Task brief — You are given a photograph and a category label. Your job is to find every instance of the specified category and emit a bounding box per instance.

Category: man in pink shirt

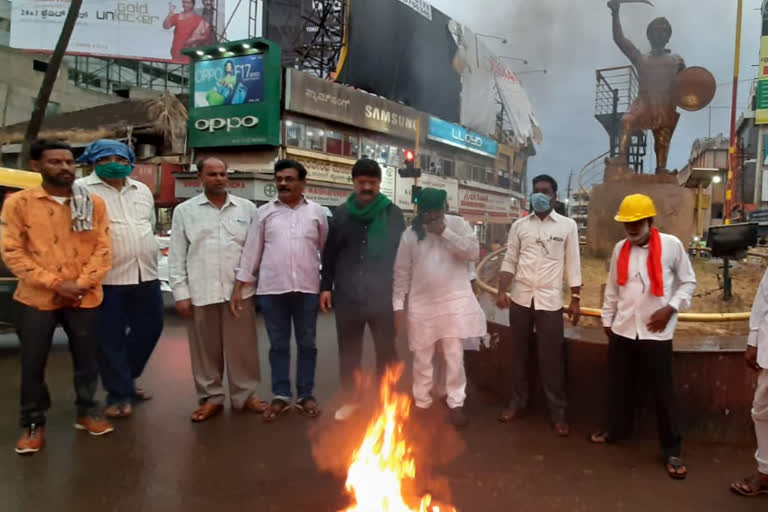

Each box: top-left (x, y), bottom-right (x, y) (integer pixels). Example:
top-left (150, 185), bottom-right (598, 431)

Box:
top-left (231, 160), bottom-right (328, 422)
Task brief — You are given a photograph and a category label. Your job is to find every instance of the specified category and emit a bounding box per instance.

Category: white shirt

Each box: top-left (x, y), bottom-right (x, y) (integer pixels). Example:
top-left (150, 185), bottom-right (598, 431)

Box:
top-left (500, 211), bottom-right (582, 311)
top-left (748, 267), bottom-right (768, 369)
top-left (77, 174), bottom-right (158, 285)
top-left (169, 193), bottom-right (256, 307)
top-left (393, 215), bottom-right (487, 349)
top-left (601, 232), bottom-right (697, 341)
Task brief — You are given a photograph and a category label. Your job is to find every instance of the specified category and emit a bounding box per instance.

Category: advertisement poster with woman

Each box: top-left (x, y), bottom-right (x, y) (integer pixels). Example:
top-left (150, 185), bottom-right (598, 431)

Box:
top-left (10, 0), bottom-right (225, 64)
top-left (194, 55), bottom-right (265, 108)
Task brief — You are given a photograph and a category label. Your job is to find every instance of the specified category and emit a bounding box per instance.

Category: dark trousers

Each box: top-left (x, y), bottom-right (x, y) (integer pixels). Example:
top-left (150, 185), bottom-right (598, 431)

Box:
top-left (335, 302), bottom-right (398, 391)
top-left (606, 334), bottom-right (682, 457)
top-left (258, 293), bottom-right (319, 400)
top-left (16, 302), bottom-right (100, 427)
top-left (503, 301), bottom-right (567, 423)
top-left (99, 281), bottom-right (164, 405)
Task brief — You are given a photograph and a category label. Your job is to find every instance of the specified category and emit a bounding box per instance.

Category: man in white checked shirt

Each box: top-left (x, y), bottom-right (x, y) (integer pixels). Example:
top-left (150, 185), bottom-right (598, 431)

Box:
top-left (77, 140), bottom-right (163, 419)
top-left (169, 157), bottom-right (265, 423)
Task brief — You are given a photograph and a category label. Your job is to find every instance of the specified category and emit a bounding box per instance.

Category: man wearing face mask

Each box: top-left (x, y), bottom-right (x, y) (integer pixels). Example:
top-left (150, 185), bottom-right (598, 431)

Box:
top-left (320, 158), bottom-right (405, 421)
top-left (590, 194), bottom-right (696, 481)
top-left (77, 139), bottom-right (164, 418)
top-left (496, 174), bottom-right (581, 437)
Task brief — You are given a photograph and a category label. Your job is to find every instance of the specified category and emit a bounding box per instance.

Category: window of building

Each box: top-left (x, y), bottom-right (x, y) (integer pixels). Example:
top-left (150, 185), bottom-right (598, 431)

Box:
top-left (441, 158), bottom-right (455, 178)
top-left (285, 122), bottom-right (305, 148)
top-left (305, 126), bottom-right (325, 152)
top-left (325, 130), bottom-right (344, 155)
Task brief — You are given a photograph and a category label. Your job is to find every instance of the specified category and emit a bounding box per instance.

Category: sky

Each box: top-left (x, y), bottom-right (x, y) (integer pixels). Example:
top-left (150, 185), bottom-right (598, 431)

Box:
top-left (228, 0), bottom-right (764, 196)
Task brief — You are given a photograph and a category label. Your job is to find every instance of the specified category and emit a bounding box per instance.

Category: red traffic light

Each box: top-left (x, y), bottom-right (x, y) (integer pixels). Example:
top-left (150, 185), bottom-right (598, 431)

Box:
top-left (404, 149), bottom-right (415, 164)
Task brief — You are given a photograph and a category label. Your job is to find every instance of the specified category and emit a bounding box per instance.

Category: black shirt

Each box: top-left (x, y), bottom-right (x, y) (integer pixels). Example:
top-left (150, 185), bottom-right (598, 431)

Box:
top-left (320, 201), bottom-right (406, 309)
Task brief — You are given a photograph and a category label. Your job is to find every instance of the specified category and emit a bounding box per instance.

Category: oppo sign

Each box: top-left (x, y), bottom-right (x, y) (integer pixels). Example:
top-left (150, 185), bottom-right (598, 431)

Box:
top-left (194, 115), bottom-right (260, 133)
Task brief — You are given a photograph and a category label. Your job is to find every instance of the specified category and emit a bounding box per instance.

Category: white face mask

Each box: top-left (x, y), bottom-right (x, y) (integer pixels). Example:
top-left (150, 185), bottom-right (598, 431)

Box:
top-left (626, 222), bottom-right (650, 245)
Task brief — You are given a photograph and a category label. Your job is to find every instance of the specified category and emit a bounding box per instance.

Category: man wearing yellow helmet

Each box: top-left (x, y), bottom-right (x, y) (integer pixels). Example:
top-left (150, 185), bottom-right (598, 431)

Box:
top-left (591, 194), bottom-right (696, 481)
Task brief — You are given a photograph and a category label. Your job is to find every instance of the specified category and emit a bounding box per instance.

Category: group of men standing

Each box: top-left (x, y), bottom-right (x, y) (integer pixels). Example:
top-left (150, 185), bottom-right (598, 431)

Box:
top-left (2, 139), bottom-right (768, 497)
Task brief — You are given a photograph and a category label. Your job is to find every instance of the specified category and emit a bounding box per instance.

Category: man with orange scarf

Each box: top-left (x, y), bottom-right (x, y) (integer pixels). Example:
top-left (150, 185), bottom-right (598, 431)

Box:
top-left (590, 194), bottom-right (696, 481)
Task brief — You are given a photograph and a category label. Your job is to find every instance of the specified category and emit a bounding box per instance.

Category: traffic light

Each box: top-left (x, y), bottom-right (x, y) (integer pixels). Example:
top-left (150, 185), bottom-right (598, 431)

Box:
top-left (411, 185), bottom-right (423, 205)
top-left (398, 149), bottom-right (421, 178)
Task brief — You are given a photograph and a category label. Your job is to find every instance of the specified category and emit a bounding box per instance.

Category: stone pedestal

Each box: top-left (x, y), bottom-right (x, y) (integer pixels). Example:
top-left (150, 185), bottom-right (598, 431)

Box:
top-left (585, 160), bottom-right (696, 257)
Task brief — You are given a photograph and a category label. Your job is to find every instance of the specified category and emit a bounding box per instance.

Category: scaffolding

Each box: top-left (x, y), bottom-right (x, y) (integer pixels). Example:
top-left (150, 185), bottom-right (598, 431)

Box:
top-left (594, 65), bottom-right (646, 173)
top-left (255, 0), bottom-right (346, 78)
top-left (68, 56), bottom-right (189, 96)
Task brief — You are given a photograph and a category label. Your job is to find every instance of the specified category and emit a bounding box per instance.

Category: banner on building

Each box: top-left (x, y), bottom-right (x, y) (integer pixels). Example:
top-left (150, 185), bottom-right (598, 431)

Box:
top-left (759, 36), bottom-right (768, 124)
top-left (448, 22), bottom-right (541, 144)
top-left (458, 186), bottom-right (513, 222)
top-left (10, 0), bottom-right (225, 63)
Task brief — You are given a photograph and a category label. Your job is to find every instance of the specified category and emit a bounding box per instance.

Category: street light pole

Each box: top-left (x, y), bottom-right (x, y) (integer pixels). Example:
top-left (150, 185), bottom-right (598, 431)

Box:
top-left (725, 0), bottom-right (743, 225)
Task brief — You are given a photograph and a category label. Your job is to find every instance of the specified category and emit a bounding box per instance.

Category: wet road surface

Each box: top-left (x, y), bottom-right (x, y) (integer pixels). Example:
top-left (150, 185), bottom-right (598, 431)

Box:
top-left (0, 313), bottom-right (764, 511)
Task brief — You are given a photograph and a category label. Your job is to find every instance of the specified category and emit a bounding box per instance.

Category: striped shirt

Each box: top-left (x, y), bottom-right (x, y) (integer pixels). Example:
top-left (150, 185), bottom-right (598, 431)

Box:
top-left (78, 173), bottom-right (159, 285)
top-left (236, 198), bottom-right (328, 295)
top-left (169, 193), bottom-right (256, 307)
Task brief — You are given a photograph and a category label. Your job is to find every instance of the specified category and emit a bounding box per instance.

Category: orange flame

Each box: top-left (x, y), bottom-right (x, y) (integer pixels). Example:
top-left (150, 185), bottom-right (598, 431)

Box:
top-left (342, 365), bottom-right (456, 512)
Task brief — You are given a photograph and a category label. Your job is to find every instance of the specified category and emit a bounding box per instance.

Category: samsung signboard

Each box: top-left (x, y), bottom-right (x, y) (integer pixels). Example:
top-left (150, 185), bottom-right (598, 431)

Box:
top-left (184, 38), bottom-right (282, 148)
top-left (427, 117), bottom-right (498, 158)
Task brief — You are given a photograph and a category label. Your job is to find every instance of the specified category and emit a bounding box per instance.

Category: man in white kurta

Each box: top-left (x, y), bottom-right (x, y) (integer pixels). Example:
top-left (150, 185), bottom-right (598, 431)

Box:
top-left (731, 267), bottom-right (768, 497)
top-left (393, 188), bottom-right (486, 428)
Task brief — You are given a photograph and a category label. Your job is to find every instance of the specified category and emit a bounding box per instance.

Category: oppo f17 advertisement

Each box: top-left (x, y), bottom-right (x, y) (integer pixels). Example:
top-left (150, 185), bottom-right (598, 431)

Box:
top-left (194, 54), bottom-right (265, 108)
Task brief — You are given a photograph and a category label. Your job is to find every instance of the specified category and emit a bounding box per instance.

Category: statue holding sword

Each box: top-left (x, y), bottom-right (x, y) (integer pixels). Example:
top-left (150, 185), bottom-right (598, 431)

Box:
top-left (608, 0), bottom-right (714, 173)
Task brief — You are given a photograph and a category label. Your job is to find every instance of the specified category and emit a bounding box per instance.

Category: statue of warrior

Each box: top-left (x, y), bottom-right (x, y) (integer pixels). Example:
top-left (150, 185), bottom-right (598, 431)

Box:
top-left (609, 0), bottom-right (685, 173)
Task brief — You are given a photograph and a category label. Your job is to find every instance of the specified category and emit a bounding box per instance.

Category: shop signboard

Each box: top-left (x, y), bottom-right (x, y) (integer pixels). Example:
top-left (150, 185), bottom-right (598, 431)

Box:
top-left (394, 173), bottom-right (459, 212)
top-left (285, 69), bottom-right (426, 141)
top-left (186, 38), bottom-right (282, 148)
top-left (10, 0), bottom-right (225, 64)
top-left (289, 154), bottom-right (353, 186)
top-left (176, 174), bottom-right (352, 207)
top-left (427, 117), bottom-right (498, 158)
top-left (458, 186), bottom-right (513, 221)
top-left (380, 165), bottom-right (396, 201)
top-left (131, 164), bottom-right (159, 195)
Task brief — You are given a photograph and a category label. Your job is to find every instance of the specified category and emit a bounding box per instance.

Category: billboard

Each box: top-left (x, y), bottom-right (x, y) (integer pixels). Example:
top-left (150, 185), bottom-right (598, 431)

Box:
top-left (187, 39), bottom-right (282, 148)
top-left (10, 0), bottom-right (225, 63)
top-left (285, 69), bottom-right (426, 141)
top-left (194, 55), bottom-right (265, 108)
top-left (336, 0), bottom-right (461, 123)
top-left (262, 0), bottom-right (323, 67)
top-left (427, 117), bottom-right (498, 158)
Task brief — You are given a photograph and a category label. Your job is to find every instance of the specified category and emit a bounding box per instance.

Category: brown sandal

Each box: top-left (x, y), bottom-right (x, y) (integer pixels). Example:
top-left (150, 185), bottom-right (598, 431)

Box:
top-left (240, 397), bottom-right (269, 414)
top-left (731, 473), bottom-right (768, 496)
top-left (105, 403), bottom-right (132, 419)
top-left (190, 402), bottom-right (223, 423)
top-left (263, 399), bottom-right (292, 423)
top-left (295, 398), bottom-right (321, 418)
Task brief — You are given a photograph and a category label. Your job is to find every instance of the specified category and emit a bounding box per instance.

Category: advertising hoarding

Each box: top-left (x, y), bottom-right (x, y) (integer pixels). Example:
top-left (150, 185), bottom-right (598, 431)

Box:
top-left (458, 186), bottom-right (513, 222)
top-left (427, 117), bottom-right (498, 158)
top-left (194, 55), bottom-right (265, 108)
top-left (186, 38), bottom-right (282, 148)
top-left (10, 0), bottom-right (224, 63)
top-left (285, 69), bottom-right (426, 141)
top-left (758, 36), bottom-right (768, 125)
top-left (336, 0), bottom-right (461, 123)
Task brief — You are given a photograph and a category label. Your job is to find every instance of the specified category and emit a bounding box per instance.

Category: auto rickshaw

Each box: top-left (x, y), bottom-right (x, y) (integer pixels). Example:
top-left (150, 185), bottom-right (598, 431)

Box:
top-left (0, 167), bottom-right (42, 332)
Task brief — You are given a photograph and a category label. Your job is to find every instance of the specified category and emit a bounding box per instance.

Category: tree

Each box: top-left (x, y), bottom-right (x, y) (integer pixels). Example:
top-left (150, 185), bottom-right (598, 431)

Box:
top-left (19, 0), bottom-right (84, 168)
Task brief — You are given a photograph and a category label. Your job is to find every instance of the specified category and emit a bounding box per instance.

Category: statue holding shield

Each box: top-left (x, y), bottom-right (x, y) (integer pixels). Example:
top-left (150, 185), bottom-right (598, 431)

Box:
top-left (608, 0), bottom-right (715, 173)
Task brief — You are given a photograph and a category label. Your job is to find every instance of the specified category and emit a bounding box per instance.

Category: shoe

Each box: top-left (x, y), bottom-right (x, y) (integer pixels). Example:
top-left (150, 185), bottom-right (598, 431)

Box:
top-left (15, 425), bottom-right (45, 455)
top-left (449, 406), bottom-right (469, 429)
top-left (334, 403), bottom-right (359, 421)
top-left (105, 403), bottom-right (132, 419)
top-left (74, 416), bottom-right (115, 436)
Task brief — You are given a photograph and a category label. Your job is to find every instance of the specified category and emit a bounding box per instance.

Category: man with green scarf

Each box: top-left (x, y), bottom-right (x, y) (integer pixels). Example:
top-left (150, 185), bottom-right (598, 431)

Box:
top-left (320, 158), bottom-right (405, 421)
top-left (393, 188), bottom-right (485, 428)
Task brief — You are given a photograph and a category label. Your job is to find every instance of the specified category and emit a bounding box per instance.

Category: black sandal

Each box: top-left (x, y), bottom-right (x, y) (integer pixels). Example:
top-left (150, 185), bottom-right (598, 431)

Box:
top-left (295, 397), bottom-right (321, 418)
top-left (666, 456), bottom-right (687, 480)
top-left (263, 399), bottom-right (292, 423)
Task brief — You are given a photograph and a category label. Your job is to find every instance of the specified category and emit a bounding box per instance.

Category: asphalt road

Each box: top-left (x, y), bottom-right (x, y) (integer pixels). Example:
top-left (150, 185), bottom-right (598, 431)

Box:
top-left (0, 313), bottom-right (764, 512)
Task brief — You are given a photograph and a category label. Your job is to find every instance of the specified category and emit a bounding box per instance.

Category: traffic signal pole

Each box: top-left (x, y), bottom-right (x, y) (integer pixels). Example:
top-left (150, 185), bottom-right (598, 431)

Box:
top-left (725, 0), bottom-right (743, 225)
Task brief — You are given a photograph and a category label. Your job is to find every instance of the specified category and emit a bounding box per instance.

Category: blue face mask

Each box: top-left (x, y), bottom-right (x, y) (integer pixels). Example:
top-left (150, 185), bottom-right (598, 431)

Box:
top-left (531, 193), bottom-right (552, 213)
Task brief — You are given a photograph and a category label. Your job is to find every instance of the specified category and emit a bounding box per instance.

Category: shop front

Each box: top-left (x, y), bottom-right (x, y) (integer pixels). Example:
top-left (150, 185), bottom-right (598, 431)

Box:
top-left (394, 172), bottom-right (459, 220)
top-left (458, 184), bottom-right (520, 247)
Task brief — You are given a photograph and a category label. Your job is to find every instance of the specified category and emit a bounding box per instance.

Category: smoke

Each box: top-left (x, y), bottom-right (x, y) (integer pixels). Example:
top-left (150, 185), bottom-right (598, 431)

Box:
top-left (430, 0), bottom-right (761, 188)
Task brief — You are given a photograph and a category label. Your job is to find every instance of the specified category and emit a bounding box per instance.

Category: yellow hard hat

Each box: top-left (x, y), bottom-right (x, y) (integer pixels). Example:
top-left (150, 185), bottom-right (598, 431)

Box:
top-left (614, 194), bottom-right (657, 223)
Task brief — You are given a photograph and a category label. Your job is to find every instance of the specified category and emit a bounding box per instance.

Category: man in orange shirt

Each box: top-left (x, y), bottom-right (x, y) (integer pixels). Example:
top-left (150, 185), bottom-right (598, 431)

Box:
top-left (0, 140), bottom-right (114, 456)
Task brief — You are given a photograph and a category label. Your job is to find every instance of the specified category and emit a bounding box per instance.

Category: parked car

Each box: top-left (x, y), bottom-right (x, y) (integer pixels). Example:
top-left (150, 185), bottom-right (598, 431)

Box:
top-left (0, 168), bottom-right (43, 332)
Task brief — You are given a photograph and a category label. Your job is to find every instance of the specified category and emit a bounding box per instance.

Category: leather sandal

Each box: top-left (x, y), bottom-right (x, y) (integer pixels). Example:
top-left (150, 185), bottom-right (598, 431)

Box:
top-left (190, 402), bottom-right (223, 423)
top-left (239, 397), bottom-right (269, 414)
